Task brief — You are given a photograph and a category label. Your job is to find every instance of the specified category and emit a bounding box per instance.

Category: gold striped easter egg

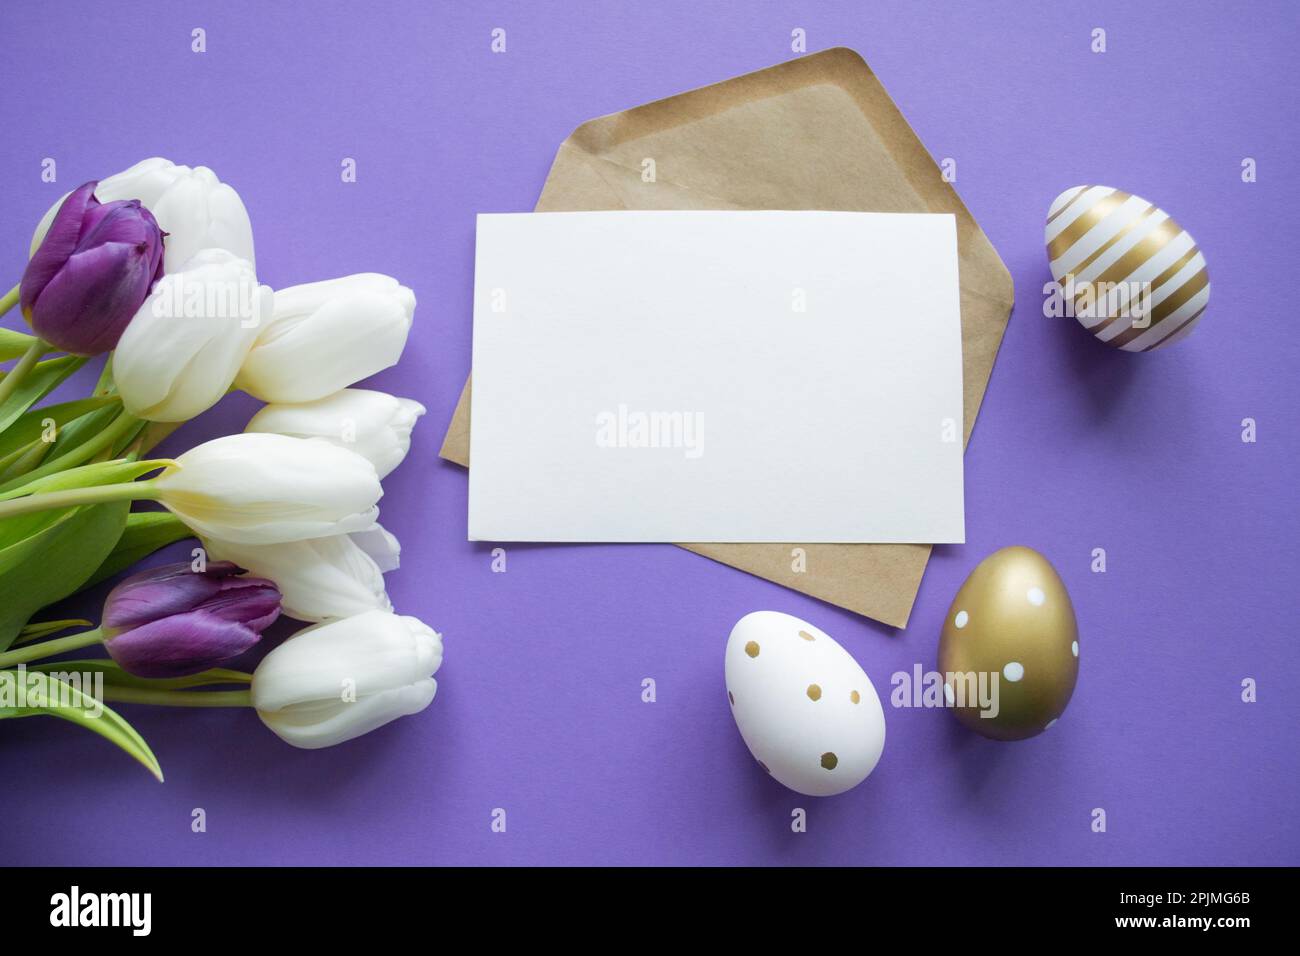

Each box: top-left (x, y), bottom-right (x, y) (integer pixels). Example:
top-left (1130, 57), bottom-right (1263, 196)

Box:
top-left (1046, 185), bottom-right (1209, 351)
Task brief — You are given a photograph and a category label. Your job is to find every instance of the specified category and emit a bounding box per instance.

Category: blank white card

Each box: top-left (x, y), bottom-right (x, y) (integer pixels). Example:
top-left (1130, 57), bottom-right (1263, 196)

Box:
top-left (468, 211), bottom-right (964, 543)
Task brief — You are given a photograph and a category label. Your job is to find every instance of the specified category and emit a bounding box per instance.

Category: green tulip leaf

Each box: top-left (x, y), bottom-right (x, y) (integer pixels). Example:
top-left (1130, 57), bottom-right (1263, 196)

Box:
top-left (0, 669), bottom-right (163, 781)
top-left (0, 501), bottom-right (129, 650)
top-left (0, 500), bottom-right (69, 551)
top-left (0, 328), bottom-right (42, 362)
top-left (0, 354), bottom-right (88, 434)
top-left (0, 437), bottom-right (38, 475)
top-left (0, 328), bottom-right (41, 362)
top-left (0, 436), bottom-right (51, 482)
top-left (46, 404), bottom-right (127, 464)
top-left (81, 510), bottom-right (193, 591)
top-left (0, 395), bottom-right (117, 462)
top-left (116, 421), bottom-right (149, 457)
top-left (10, 618), bottom-right (94, 647)
top-left (0, 411), bottom-right (152, 497)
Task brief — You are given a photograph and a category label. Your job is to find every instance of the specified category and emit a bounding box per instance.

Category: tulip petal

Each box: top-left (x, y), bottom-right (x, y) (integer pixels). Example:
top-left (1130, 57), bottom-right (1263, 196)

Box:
top-left (149, 167), bottom-right (256, 272)
top-left (29, 240), bottom-right (158, 354)
top-left (202, 577), bottom-right (283, 632)
top-left (203, 533), bottom-right (391, 623)
top-left (103, 561), bottom-right (239, 630)
top-left (244, 388), bottom-right (426, 479)
top-left (19, 181), bottom-right (98, 318)
top-left (94, 157), bottom-right (181, 208)
top-left (251, 611), bottom-right (441, 748)
top-left (100, 560), bottom-right (281, 678)
top-left (105, 610), bottom-right (264, 679)
top-left (79, 199), bottom-right (162, 248)
top-left (114, 250), bottom-right (269, 421)
top-left (154, 434), bottom-right (383, 544)
top-left (350, 524), bottom-right (400, 572)
top-left (20, 183), bottom-right (166, 355)
top-left (236, 277), bottom-right (415, 404)
top-left (257, 679), bottom-right (437, 749)
top-left (268, 273), bottom-right (403, 317)
top-left (250, 610), bottom-right (441, 712)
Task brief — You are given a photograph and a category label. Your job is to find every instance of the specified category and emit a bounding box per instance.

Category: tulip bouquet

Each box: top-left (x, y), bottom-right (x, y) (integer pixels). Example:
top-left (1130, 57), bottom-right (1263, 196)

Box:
top-left (0, 159), bottom-right (440, 779)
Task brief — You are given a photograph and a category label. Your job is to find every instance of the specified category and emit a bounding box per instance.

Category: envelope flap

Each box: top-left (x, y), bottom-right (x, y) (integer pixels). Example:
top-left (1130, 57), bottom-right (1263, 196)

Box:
top-left (562, 47), bottom-right (1013, 308)
top-left (536, 143), bottom-right (744, 213)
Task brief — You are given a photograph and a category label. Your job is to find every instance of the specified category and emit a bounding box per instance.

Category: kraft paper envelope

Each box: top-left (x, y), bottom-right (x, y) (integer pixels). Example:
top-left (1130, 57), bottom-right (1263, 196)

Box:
top-left (440, 47), bottom-right (1014, 628)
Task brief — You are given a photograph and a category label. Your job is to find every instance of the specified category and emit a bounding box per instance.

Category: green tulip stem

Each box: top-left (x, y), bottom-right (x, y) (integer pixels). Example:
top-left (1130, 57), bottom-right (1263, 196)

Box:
top-left (0, 627), bottom-right (104, 668)
top-left (0, 478), bottom-right (160, 521)
top-left (0, 337), bottom-right (52, 407)
top-left (98, 687), bottom-right (253, 708)
top-left (0, 283), bottom-right (19, 316)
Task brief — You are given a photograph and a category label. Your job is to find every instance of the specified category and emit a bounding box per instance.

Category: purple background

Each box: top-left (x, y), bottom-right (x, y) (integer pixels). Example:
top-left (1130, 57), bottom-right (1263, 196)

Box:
top-left (2, 0), bottom-right (1297, 866)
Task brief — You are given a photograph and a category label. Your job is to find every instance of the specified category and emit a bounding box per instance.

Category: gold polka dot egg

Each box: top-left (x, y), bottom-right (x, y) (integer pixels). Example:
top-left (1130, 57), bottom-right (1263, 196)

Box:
top-left (938, 546), bottom-right (1078, 741)
top-left (1046, 185), bottom-right (1209, 351)
top-left (725, 611), bottom-right (885, 796)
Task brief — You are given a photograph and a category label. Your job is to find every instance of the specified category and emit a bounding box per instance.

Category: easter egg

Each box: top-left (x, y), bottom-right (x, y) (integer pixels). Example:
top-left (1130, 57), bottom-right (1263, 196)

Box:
top-left (725, 610), bottom-right (885, 796)
top-left (1046, 185), bottom-right (1209, 351)
top-left (937, 546), bottom-right (1078, 741)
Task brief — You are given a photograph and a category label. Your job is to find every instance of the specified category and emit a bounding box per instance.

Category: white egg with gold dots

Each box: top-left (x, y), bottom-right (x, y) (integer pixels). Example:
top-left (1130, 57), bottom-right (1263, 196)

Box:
top-left (725, 610), bottom-right (886, 797)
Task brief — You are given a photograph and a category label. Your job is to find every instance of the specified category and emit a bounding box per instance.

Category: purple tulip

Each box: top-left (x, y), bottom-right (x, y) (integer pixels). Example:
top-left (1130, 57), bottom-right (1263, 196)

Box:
top-left (102, 561), bottom-right (281, 678)
top-left (20, 181), bottom-right (165, 355)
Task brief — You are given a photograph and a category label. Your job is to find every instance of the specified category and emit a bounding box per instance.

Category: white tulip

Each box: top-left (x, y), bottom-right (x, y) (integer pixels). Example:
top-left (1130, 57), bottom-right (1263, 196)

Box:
top-left (145, 166), bottom-right (256, 273)
top-left (350, 523), bottom-right (401, 572)
top-left (235, 274), bottom-right (415, 404)
top-left (31, 157), bottom-right (255, 272)
top-left (92, 156), bottom-right (184, 205)
top-left (251, 609), bottom-right (442, 749)
top-left (151, 433), bottom-right (382, 545)
top-left (114, 249), bottom-right (272, 422)
top-left (202, 531), bottom-right (393, 623)
top-left (244, 388), bottom-right (426, 479)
